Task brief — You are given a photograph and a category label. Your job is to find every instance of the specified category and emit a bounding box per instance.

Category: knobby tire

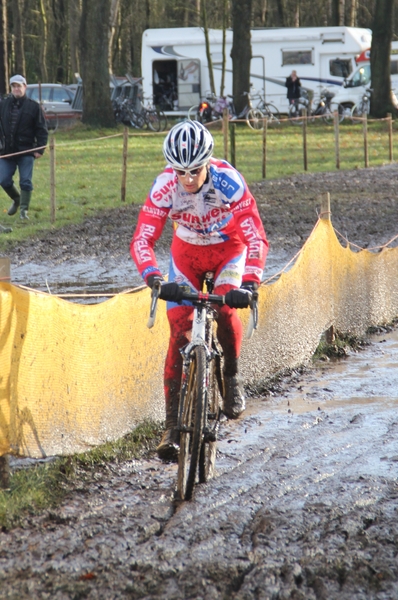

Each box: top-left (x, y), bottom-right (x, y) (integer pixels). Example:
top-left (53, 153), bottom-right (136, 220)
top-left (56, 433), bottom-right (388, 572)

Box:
top-left (199, 353), bottom-right (221, 483)
top-left (177, 346), bottom-right (207, 501)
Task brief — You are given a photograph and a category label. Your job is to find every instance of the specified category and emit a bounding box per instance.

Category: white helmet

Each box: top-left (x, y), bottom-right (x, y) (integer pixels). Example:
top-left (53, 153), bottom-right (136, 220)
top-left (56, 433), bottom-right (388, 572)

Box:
top-left (163, 120), bottom-right (214, 170)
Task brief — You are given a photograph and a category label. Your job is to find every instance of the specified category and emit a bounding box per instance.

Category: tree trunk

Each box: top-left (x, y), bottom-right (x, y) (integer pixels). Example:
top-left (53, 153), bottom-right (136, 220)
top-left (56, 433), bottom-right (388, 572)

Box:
top-left (0, 0), bottom-right (8, 93)
top-left (231, 0), bottom-right (252, 114)
top-left (349, 0), bottom-right (358, 26)
top-left (220, 0), bottom-right (227, 97)
top-left (202, 0), bottom-right (216, 96)
top-left (80, 0), bottom-right (116, 127)
top-left (12, 0), bottom-right (25, 76)
top-left (109, 0), bottom-right (121, 72)
top-left (370, 0), bottom-right (395, 117)
top-left (69, 0), bottom-right (82, 79)
top-left (38, 0), bottom-right (49, 81)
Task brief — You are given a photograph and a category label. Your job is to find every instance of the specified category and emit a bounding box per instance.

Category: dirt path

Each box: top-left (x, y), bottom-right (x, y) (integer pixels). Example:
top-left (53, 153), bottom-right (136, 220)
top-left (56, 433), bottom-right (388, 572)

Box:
top-left (0, 328), bottom-right (397, 599)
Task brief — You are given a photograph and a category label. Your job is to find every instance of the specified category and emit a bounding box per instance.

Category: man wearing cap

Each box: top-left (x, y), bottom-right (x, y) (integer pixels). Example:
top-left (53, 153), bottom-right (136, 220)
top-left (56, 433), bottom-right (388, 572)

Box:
top-left (0, 74), bottom-right (48, 221)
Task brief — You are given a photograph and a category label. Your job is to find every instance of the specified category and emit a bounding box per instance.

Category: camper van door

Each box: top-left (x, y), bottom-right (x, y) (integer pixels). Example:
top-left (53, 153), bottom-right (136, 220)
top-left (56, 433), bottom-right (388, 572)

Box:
top-left (177, 59), bottom-right (201, 110)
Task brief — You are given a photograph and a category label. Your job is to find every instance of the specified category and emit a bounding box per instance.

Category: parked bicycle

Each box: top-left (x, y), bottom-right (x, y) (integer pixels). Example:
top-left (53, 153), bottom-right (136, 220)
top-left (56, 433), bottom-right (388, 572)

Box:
top-left (148, 272), bottom-right (258, 501)
top-left (189, 91), bottom-right (266, 130)
top-left (112, 96), bottom-right (167, 132)
top-left (289, 88), bottom-right (345, 125)
top-left (350, 87), bottom-right (372, 124)
top-left (253, 91), bottom-right (281, 126)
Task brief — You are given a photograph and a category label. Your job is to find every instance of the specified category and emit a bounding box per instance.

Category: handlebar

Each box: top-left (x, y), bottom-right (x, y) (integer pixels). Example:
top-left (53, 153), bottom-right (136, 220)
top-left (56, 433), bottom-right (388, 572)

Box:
top-left (147, 282), bottom-right (258, 338)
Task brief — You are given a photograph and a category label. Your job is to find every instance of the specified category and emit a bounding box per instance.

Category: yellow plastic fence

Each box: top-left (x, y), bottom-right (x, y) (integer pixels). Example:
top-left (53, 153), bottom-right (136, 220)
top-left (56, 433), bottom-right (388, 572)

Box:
top-left (0, 218), bottom-right (397, 458)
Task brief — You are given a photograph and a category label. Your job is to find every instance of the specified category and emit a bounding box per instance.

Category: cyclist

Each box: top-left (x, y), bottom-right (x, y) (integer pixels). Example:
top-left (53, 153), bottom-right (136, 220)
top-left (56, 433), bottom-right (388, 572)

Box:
top-left (131, 121), bottom-right (268, 460)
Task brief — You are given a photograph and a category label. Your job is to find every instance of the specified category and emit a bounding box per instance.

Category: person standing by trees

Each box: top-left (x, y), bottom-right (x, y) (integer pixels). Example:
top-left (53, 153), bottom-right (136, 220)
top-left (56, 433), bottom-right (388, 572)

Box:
top-left (0, 75), bottom-right (48, 221)
top-left (285, 70), bottom-right (301, 105)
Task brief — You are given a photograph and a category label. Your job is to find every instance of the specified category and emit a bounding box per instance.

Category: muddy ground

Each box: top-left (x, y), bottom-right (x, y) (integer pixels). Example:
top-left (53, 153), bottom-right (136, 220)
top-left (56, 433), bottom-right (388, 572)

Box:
top-left (0, 165), bottom-right (397, 599)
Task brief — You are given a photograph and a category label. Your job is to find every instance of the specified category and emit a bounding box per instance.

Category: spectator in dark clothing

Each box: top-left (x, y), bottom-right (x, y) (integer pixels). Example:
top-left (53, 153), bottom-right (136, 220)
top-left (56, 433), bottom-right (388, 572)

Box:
top-left (0, 74), bottom-right (48, 223)
top-left (285, 70), bottom-right (302, 104)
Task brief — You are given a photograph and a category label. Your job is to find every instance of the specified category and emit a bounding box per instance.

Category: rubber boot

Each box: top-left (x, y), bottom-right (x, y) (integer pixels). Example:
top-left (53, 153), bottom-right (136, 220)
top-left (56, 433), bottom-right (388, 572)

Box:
top-left (20, 190), bottom-right (32, 221)
top-left (157, 383), bottom-right (180, 461)
top-left (4, 185), bottom-right (20, 216)
top-left (223, 358), bottom-right (246, 419)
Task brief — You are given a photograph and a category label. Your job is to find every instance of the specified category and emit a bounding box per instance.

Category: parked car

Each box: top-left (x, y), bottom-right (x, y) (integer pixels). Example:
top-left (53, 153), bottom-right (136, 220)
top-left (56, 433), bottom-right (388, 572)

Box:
top-left (25, 83), bottom-right (81, 128)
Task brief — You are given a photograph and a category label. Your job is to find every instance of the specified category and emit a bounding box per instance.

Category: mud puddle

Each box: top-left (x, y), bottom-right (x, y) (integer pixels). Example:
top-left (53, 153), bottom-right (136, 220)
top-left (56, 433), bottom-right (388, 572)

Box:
top-left (9, 248), bottom-right (293, 303)
top-left (1, 328), bottom-right (397, 599)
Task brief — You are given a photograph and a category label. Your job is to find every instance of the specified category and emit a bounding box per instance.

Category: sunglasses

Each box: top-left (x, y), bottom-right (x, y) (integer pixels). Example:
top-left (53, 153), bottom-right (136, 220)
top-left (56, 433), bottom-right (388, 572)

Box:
top-left (174, 166), bottom-right (204, 177)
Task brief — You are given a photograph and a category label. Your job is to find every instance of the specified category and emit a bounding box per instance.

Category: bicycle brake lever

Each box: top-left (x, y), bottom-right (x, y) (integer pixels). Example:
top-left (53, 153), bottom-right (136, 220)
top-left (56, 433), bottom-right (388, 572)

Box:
top-left (245, 291), bottom-right (259, 339)
top-left (147, 279), bottom-right (161, 329)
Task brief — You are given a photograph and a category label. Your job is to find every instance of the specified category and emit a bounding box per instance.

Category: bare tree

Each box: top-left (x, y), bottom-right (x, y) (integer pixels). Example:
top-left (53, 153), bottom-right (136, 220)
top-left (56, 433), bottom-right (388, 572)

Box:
top-left (370, 0), bottom-right (396, 117)
top-left (0, 0), bottom-right (8, 93)
top-left (80, 0), bottom-right (115, 127)
top-left (109, 0), bottom-right (121, 72)
top-left (231, 0), bottom-right (252, 114)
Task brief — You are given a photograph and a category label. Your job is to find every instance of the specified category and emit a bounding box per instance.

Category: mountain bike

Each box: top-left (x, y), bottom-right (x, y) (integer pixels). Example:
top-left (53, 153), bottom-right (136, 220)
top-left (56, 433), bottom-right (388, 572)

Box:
top-left (350, 88), bottom-right (372, 124)
top-left (147, 273), bottom-right (258, 501)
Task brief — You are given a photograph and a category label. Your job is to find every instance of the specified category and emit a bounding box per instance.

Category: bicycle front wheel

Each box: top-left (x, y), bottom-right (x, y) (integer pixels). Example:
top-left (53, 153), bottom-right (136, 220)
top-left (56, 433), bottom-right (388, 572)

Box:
top-left (246, 108), bottom-right (264, 130)
top-left (177, 346), bottom-right (207, 501)
top-left (199, 353), bottom-right (222, 483)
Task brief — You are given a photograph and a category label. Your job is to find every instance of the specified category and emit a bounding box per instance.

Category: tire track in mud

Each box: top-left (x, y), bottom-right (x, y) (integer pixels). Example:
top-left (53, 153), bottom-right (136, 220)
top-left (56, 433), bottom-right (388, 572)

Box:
top-left (1, 330), bottom-right (397, 599)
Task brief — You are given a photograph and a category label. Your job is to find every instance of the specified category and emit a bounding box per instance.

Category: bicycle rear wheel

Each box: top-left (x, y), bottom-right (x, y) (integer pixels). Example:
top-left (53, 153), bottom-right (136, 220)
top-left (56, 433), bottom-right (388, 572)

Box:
top-left (177, 346), bottom-right (207, 501)
top-left (246, 108), bottom-right (264, 130)
top-left (146, 109), bottom-right (161, 132)
top-left (262, 103), bottom-right (280, 125)
top-left (199, 353), bottom-right (222, 483)
top-left (289, 101), bottom-right (307, 125)
top-left (188, 105), bottom-right (199, 120)
top-left (351, 103), bottom-right (365, 124)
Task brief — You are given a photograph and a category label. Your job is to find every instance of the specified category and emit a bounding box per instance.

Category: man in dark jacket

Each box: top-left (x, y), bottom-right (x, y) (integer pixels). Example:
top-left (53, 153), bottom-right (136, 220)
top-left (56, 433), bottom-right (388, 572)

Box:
top-left (0, 74), bottom-right (48, 221)
top-left (285, 70), bottom-right (301, 104)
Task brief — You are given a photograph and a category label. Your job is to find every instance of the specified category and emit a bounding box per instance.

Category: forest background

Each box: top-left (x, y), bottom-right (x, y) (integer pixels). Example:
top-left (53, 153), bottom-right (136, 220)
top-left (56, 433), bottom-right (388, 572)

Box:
top-left (0, 0), bottom-right (396, 122)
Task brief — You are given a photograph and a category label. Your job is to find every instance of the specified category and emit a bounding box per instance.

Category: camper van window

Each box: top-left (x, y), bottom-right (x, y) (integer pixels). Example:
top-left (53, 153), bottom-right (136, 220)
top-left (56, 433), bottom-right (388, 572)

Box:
top-left (349, 64), bottom-right (370, 87)
top-left (391, 60), bottom-right (398, 75)
top-left (329, 58), bottom-right (352, 78)
top-left (282, 50), bottom-right (312, 66)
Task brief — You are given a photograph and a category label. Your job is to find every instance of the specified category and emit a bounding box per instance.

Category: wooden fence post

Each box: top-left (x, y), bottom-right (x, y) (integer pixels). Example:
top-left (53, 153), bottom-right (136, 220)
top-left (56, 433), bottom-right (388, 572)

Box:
top-left (0, 455), bottom-right (10, 490)
top-left (302, 109), bottom-right (308, 171)
top-left (223, 108), bottom-right (229, 161)
top-left (229, 122), bottom-right (236, 167)
top-left (262, 118), bottom-right (267, 179)
top-left (121, 126), bottom-right (129, 202)
top-left (320, 191), bottom-right (331, 220)
top-left (334, 110), bottom-right (340, 169)
top-left (387, 113), bottom-right (393, 163)
top-left (363, 112), bottom-right (369, 168)
top-left (50, 136), bottom-right (56, 224)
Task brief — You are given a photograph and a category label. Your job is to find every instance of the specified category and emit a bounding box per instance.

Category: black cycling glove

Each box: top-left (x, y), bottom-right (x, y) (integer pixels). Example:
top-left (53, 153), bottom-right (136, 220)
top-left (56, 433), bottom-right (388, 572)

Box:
top-left (159, 282), bottom-right (185, 303)
top-left (225, 288), bottom-right (251, 309)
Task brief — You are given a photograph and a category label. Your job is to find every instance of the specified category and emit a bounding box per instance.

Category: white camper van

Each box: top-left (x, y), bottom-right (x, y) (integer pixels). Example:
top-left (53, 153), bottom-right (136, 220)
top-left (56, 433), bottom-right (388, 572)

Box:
top-left (141, 26), bottom-right (372, 114)
top-left (326, 42), bottom-right (398, 110)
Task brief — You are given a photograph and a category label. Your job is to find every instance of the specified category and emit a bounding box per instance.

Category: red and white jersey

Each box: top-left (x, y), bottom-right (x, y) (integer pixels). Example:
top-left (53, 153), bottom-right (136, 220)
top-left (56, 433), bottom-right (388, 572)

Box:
top-left (131, 158), bottom-right (268, 285)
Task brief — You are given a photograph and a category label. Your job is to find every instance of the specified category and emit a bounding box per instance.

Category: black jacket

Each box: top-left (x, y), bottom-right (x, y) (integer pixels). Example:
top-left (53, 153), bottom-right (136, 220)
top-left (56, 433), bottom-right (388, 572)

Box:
top-left (0, 94), bottom-right (48, 157)
top-left (285, 76), bottom-right (301, 100)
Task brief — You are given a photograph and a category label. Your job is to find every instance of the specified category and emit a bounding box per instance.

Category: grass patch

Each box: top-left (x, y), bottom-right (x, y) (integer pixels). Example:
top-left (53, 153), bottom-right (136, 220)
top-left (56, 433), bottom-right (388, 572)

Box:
top-left (313, 330), bottom-right (370, 361)
top-left (0, 419), bottom-right (162, 531)
top-left (0, 118), bottom-right (397, 252)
